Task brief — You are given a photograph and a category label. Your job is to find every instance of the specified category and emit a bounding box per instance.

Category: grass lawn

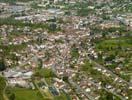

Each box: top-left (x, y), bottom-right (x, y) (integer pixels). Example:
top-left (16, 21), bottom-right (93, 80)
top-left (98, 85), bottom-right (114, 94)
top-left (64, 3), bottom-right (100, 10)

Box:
top-left (12, 87), bottom-right (44, 100)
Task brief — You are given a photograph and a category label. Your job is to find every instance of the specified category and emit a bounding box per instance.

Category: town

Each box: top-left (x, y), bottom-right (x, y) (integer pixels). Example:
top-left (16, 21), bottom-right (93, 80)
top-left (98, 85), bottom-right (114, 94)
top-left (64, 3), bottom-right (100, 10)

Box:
top-left (0, 0), bottom-right (132, 100)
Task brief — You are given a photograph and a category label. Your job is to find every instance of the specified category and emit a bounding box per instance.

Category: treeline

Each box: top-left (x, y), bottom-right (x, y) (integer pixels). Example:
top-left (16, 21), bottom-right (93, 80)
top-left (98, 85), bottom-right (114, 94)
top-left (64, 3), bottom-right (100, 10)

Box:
top-left (0, 17), bottom-right (62, 32)
top-left (0, 18), bottom-right (48, 29)
top-left (0, 0), bottom-right (33, 3)
top-left (77, 8), bottom-right (94, 16)
top-left (90, 25), bottom-right (128, 34)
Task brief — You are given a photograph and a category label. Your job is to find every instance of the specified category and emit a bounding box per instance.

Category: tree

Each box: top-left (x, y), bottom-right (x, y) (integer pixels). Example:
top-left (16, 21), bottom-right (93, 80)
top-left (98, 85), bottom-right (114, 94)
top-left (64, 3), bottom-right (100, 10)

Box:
top-left (70, 44), bottom-right (79, 59)
top-left (48, 22), bottom-right (57, 32)
top-left (0, 59), bottom-right (6, 71)
top-left (38, 58), bottom-right (43, 69)
top-left (62, 76), bottom-right (68, 83)
top-left (105, 55), bottom-right (115, 61)
top-left (99, 89), bottom-right (115, 100)
top-left (102, 32), bottom-right (106, 38)
top-left (65, 11), bottom-right (71, 16)
top-left (9, 93), bottom-right (15, 100)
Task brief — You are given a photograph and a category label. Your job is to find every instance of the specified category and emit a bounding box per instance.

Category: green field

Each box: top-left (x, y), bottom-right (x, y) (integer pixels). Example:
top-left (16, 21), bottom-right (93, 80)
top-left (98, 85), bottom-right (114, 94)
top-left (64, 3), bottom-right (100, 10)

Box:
top-left (12, 87), bottom-right (44, 100)
top-left (95, 37), bottom-right (132, 64)
top-left (95, 37), bottom-right (132, 59)
top-left (95, 37), bottom-right (132, 51)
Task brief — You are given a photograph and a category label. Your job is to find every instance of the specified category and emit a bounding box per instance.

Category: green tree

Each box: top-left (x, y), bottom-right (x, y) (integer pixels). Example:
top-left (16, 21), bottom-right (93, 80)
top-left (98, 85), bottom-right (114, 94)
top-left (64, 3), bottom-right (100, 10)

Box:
top-left (0, 59), bottom-right (6, 71)
top-left (62, 76), bottom-right (68, 83)
top-left (38, 58), bottom-right (43, 69)
top-left (48, 23), bottom-right (57, 32)
top-left (9, 93), bottom-right (15, 100)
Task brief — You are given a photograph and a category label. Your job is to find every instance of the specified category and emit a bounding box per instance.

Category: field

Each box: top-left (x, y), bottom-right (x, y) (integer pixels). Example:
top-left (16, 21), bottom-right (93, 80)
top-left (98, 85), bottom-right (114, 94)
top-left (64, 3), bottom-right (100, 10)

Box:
top-left (95, 37), bottom-right (132, 62)
top-left (12, 87), bottom-right (44, 100)
top-left (95, 37), bottom-right (132, 52)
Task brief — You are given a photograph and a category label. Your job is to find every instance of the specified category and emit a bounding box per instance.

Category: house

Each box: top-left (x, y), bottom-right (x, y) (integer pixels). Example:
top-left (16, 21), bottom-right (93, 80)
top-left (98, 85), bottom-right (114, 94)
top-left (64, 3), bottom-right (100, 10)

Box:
top-left (8, 78), bottom-right (29, 87)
